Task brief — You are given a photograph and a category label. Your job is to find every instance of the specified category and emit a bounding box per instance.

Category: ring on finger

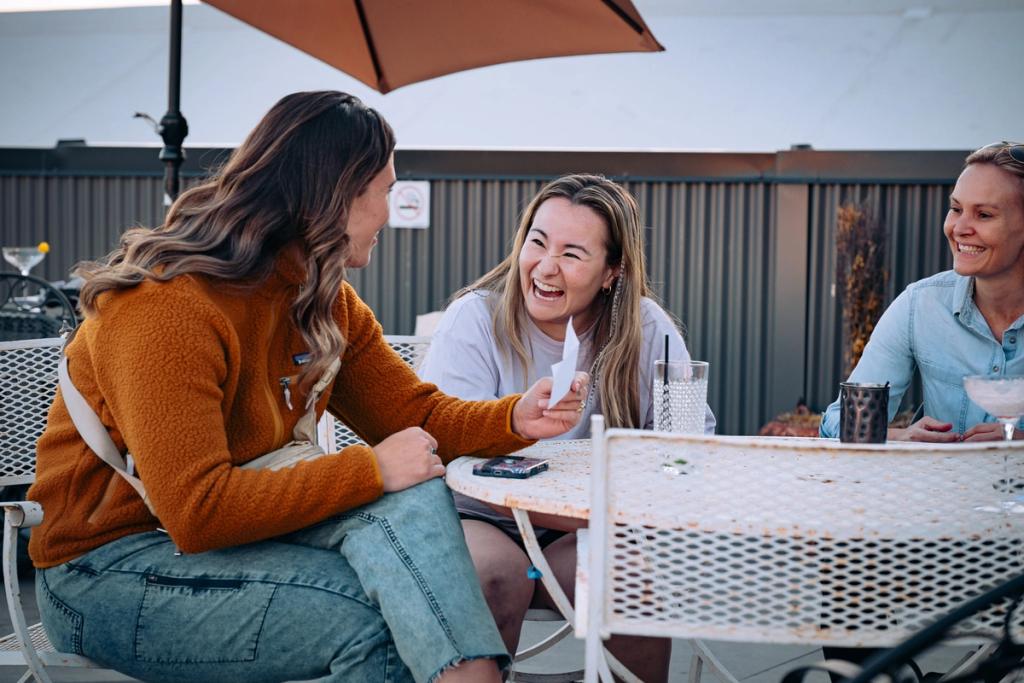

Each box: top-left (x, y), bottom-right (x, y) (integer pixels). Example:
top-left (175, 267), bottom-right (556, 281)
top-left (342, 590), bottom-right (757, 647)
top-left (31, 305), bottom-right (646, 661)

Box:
top-left (576, 399), bottom-right (585, 413)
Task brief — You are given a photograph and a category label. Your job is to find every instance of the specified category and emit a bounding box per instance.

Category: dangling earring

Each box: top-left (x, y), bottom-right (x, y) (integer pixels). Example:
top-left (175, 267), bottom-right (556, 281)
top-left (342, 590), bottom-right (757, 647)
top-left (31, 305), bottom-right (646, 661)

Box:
top-left (607, 276), bottom-right (623, 340)
top-left (585, 275), bottom-right (624, 412)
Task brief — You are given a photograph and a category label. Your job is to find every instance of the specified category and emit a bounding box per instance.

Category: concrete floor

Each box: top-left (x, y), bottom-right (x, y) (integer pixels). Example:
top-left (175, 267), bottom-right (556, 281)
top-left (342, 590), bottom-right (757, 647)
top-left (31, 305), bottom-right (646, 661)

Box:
top-left (2, 571), bottom-right (972, 683)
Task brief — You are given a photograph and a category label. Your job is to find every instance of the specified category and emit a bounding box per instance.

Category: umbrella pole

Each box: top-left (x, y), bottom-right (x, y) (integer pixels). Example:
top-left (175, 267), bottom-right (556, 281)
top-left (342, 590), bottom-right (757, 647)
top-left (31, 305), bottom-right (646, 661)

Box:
top-left (159, 0), bottom-right (189, 206)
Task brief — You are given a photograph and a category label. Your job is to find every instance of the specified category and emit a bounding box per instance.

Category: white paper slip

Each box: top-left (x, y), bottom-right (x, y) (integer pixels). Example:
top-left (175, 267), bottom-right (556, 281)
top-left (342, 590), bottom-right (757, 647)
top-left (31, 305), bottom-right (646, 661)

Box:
top-left (547, 317), bottom-right (580, 407)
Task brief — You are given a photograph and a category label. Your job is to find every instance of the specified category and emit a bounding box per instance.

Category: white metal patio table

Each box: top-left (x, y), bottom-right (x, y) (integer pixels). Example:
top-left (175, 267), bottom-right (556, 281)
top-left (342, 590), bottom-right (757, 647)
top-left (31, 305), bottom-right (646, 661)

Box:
top-left (447, 434), bottom-right (1024, 680)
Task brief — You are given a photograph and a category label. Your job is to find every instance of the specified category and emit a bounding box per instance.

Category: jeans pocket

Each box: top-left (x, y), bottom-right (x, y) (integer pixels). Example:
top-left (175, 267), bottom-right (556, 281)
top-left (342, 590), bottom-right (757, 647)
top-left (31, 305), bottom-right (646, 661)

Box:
top-left (36, 569), bottom-right (85, 655)
top-left (134, 574), bottom-right (276, 664)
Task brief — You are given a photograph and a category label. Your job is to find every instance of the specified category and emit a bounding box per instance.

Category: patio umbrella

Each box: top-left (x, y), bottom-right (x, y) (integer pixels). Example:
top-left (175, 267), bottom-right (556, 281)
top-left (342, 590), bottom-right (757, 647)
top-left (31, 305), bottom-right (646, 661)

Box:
top-left (155, 0), bottom-right (664, 202)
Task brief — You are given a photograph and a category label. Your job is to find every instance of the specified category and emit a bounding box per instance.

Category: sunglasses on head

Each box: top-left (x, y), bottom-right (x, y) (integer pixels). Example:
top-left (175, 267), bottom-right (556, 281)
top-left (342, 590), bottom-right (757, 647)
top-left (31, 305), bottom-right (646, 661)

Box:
top-left (982, 141), bottom-right (1024, 164)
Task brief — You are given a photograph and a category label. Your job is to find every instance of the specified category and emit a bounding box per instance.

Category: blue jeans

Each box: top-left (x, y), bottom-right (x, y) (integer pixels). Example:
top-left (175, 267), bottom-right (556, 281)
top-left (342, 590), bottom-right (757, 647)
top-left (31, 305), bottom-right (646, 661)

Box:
top-left (36, 478), bottom-right (507, 683)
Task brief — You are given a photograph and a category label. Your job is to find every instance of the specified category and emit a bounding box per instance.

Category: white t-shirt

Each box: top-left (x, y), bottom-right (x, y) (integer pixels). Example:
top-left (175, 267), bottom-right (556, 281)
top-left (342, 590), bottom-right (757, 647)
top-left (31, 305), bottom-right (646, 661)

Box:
top-left (419, 290), bottom-right (716, 439)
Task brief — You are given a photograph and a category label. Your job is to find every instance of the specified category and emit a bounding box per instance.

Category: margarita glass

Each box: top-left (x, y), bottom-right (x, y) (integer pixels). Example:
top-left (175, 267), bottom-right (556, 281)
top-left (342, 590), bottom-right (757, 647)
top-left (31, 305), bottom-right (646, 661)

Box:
top-left (2, 245), bottom-right (47, 277)
top-left (963, 375), bottom-right (1024, 513)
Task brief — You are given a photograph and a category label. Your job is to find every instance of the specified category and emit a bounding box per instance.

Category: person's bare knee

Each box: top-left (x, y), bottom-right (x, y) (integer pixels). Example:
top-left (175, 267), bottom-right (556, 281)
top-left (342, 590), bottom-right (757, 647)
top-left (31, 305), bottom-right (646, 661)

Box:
top-left (462, 520), bottom-right (533, 653)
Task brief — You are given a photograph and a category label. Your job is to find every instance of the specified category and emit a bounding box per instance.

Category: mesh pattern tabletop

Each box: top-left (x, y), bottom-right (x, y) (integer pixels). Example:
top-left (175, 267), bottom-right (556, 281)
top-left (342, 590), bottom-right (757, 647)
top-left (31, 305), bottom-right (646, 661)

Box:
top-left (448, 434), bottom-right (1024, 646)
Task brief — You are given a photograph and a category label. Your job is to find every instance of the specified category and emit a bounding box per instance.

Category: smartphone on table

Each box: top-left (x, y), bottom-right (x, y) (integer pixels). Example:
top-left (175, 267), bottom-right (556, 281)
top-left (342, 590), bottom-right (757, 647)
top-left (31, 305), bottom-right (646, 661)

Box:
top-left (472, 456), bottom-right (550, 479)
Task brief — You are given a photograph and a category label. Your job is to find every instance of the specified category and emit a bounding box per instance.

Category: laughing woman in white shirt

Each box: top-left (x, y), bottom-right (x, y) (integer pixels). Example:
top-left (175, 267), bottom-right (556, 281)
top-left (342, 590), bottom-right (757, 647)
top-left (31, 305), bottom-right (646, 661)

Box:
top-left (419, 174), bottom-right (714, 683)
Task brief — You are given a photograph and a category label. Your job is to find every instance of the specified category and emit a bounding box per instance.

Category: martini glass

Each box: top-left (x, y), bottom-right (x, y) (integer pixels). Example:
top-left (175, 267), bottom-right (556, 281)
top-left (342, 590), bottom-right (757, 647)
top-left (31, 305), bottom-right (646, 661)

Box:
top-left (2, 246), bottom-right (46, 277)
top-left (963, 375), bottom-right (1024, 513)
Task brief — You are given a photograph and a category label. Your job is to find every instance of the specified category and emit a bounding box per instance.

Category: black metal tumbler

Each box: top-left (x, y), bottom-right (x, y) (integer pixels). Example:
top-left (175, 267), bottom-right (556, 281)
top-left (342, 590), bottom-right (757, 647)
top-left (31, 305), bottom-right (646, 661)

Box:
top-left (839, 382), bottom-right (890, 444)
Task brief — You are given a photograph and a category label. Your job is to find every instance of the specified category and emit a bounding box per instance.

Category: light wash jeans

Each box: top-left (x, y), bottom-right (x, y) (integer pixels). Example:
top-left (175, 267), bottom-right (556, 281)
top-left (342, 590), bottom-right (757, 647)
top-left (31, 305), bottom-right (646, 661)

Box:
top-left (36, 478), bottom-right (507, 683)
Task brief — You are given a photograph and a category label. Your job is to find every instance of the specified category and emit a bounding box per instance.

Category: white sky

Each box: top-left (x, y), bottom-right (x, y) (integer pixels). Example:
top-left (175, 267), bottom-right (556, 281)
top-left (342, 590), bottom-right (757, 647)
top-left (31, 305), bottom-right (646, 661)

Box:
top-left (0, 0), bottom-right (197, 11)
top-left (2, 0), bottom-right (1022, 151)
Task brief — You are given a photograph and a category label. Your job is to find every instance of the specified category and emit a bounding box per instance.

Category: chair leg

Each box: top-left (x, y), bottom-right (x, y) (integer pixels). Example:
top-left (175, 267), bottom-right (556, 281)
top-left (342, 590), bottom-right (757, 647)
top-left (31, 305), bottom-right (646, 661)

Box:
top-left (515, 621), bottom-right (576, 660)
top-left (938, 642), bottom-right (998, 680)
top-left (688, 640), bottom-right (740, 683)
top-left (688, 648), bottom-right (704, 683)
top-left (510, 611), bottom-right (584, 681)
top-left (511, 670), bottom-right (584, 683)
top-left (3, 508), bottom-right (53, 683)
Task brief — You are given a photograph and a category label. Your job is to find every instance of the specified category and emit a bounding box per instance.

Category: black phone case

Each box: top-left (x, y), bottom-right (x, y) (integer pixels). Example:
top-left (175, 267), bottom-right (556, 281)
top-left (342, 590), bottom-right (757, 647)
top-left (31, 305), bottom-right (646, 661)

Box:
top-left (472, 456), bottom-right (549, 479)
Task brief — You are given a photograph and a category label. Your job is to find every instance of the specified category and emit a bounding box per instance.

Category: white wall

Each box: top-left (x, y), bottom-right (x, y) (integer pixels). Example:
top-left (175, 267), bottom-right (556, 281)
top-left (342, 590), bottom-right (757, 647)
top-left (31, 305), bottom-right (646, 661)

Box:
top-left (1, 0), bottom-right (1021, 151)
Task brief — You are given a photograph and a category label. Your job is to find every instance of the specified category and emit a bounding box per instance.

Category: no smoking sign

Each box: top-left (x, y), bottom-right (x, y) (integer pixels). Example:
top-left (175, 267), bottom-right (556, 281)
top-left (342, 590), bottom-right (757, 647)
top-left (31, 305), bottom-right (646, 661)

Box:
top-left (388, 180), bottom-right (430, 229)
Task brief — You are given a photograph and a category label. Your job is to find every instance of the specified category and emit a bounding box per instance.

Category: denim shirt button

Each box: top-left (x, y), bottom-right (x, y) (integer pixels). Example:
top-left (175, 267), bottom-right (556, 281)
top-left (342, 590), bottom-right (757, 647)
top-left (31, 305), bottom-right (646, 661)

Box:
top-left (993, 365), bottom-right (1000, 373)
top-left (1010, 337), bottom-right (1017, 344)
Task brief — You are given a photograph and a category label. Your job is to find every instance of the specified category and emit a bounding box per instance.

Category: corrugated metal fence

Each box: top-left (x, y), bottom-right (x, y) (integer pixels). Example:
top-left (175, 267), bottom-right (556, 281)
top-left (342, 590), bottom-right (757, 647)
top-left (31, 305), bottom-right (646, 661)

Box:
top-left (805, 182), bottom-right (954, 416)
top-left (0, 147), bottom-right (965, 435)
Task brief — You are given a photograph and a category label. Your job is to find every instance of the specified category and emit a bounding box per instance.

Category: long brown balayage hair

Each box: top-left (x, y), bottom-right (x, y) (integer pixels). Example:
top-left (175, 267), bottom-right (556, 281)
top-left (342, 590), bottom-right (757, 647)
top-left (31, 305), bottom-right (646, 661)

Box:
top-left (75, 91), bottom-right (396, 389)
top-left (458, 174), bottom-right (663, 428)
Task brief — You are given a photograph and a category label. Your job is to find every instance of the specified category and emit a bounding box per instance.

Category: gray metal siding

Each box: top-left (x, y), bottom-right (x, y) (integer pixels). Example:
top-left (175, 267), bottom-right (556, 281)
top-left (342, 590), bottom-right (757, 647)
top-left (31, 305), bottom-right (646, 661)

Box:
top-left (804, 182), bottom-right (954, 415)
top-left (634, 180), bottom-right (774, 438)
top-left (0, 175), bottom-right (196, 283)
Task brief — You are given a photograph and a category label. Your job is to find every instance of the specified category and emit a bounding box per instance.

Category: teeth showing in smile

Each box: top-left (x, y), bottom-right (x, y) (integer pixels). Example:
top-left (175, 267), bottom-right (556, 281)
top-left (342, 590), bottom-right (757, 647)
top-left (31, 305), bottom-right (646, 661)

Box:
top-left (958, 243), bottom-right (985, 254)
top-left (533, 280), bottom-right (564, 299)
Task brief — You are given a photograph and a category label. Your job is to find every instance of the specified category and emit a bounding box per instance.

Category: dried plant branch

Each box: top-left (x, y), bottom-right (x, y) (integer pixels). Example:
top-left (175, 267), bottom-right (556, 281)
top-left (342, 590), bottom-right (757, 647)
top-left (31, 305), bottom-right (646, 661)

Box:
top-left (836, 203), bottom-right (887, 377)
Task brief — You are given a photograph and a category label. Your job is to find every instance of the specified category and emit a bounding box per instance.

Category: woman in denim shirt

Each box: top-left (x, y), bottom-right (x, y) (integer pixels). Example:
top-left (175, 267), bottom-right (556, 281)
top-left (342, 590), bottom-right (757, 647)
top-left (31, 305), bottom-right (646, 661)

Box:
top-left (822, 142), bottom-right (1024, 442)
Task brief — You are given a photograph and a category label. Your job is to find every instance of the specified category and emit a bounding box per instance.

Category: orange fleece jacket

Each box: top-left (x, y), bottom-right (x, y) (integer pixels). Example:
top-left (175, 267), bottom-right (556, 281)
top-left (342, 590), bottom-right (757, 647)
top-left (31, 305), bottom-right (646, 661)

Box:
top-left (28, 254), bottom-right (532, 568)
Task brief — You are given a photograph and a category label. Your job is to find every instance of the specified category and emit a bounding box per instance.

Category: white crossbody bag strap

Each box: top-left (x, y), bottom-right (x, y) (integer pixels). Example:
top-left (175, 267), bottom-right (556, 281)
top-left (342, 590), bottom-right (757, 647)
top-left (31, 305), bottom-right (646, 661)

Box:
top-left (57, 356), bottom-right (156, 514)
top-left (293, 357), bottom-right (342, 443)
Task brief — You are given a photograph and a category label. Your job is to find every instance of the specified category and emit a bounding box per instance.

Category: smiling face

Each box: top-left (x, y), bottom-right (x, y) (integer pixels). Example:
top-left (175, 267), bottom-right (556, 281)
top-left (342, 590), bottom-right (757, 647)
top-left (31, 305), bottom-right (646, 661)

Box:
top-left (344, 156), bottom-right (396, 268)
top-left (517, 197), bottom-right (618, 340)
top-left (944, 163), bottom-right (1024, 285)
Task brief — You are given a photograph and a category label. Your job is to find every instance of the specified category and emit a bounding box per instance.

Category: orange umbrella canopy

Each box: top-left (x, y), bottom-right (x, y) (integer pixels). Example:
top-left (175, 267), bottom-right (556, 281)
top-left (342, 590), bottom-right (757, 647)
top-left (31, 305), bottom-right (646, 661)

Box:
top-left (202, 0), bottom-right (664, 93)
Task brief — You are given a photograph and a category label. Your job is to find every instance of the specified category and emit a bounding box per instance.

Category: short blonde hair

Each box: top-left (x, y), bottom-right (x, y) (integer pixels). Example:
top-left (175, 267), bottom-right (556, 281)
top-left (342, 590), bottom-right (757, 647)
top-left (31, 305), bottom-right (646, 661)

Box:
top-left (964, 142), bottom-right (1024, 208)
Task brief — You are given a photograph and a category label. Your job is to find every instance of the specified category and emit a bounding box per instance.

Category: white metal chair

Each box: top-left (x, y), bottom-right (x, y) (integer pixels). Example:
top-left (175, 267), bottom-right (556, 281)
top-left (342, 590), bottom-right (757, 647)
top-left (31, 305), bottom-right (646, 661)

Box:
top-left (1, 337), bottom-right (118, 682)
top-left (577, 417), bottom-right (1024, 683)
top-left (316, 335), bottom-right (432, 451)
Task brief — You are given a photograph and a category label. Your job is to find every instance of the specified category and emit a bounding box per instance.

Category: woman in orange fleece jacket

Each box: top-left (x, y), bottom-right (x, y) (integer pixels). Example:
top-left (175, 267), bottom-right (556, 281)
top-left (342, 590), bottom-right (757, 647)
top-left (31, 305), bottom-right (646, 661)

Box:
top-left (27, 91), bottom-right (588, 683)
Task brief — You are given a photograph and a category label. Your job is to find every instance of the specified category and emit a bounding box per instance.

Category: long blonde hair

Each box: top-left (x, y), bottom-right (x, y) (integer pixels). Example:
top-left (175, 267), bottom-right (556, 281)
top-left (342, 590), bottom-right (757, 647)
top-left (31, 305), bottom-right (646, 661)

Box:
top-left (75, 91), bottom-right (396, 389)
top-left (458, 174), bottom-right (657, 428)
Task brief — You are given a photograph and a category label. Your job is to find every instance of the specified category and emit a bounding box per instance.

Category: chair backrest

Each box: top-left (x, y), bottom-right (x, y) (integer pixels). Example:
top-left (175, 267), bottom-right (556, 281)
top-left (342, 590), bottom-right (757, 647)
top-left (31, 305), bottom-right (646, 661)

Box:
top-left (320, 335), bottom-right (432, 451)
top-left (0, 273), bottom-right (77, 342)
top-left (414, 310), bottom-right (443, 337)
top-left (0, 335), bottom-right (431, 487)
top-left (583, 418), bottom-right (1024, 654)
top-left (0, 337), bottom-right (62, 488)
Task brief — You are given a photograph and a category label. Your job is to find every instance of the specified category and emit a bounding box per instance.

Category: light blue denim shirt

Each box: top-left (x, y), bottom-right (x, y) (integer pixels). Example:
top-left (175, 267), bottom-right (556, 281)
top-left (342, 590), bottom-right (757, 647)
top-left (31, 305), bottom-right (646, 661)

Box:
top-left (821, 270), bottom-right (1024, 437)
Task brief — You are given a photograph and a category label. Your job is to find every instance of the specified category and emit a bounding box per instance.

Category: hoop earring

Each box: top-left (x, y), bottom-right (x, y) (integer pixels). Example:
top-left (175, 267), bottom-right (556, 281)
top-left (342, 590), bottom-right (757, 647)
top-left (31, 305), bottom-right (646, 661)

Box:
top-left (601, 284), bottom-right (612, 296)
